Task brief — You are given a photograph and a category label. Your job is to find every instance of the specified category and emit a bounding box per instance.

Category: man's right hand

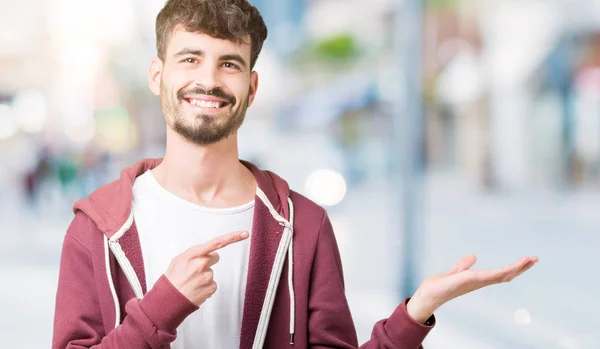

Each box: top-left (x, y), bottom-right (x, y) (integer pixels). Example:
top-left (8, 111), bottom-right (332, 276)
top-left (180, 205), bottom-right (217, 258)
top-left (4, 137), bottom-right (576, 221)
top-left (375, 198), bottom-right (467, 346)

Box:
top-left (164, 231), bottom-right (249, 307)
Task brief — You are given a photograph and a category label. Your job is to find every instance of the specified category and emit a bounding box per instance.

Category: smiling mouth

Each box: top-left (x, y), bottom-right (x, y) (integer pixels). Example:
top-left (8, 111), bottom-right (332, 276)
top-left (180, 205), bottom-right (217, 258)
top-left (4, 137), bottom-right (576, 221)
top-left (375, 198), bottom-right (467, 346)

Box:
top-left (184, 98), bottom-right (231, 110)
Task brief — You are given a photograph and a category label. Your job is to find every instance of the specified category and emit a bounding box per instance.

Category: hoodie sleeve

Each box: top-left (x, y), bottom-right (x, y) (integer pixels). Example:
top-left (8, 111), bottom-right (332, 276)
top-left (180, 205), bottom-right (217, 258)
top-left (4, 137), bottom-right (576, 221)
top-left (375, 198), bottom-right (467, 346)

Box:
top-left (52, 213), bottom-right (198, 349)
top-left (307, 211), bottom-right (435, 349)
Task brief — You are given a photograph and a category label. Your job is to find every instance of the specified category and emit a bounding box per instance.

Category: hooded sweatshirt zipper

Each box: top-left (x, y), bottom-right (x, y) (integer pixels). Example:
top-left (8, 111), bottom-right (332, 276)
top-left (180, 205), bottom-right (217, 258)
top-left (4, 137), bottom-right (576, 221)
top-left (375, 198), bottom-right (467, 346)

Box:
top-left (104, 237), bottom-right (121, 329)
top-left (252, 219), bottom-right (293, 349)
top-left (108, 240), bottom-right (144, 299)
top-left (104, 211), bottom-right (144, 328)
top-left (253, 189), bottom-right (296, 347)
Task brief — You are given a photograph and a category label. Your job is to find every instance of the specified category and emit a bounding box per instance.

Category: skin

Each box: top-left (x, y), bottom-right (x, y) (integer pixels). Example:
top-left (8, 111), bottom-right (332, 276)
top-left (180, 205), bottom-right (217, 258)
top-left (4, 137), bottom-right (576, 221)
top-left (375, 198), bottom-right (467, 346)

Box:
top-left (406, 254), bottom-right (539, 323)
top-left (147, 26), bottom-right (257, 208)
top-left (165, 231), bottom-right (250, 306)
top-left (147, 26), bottom-right (539, 321)
top-left (148, 27), bottom-right (258, 305)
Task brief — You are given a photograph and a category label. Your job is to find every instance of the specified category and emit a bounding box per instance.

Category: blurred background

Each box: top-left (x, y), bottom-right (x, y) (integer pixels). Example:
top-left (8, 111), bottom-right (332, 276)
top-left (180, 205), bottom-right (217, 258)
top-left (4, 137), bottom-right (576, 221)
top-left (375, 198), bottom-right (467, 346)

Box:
top-left (0, 0), bottom-right (597, 347)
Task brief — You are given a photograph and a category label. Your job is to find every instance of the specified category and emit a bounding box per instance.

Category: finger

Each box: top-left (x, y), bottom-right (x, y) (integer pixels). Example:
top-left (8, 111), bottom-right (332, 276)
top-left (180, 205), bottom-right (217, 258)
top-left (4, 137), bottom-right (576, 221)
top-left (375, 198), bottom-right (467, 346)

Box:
top-left (495, 256), bottom-right (530, 275)
top-left (448, 254), bottom-right (477, 275)
top-left (500, 260), bottom-right (533, 283)
top-left (184, 231), bottom-right (249, 257)
top-left (475, 256), bottom-right (532, 284)
top-left (505, 257), bottom-right (538, 282)
top-left (508, 261), bottom-right (534, 281)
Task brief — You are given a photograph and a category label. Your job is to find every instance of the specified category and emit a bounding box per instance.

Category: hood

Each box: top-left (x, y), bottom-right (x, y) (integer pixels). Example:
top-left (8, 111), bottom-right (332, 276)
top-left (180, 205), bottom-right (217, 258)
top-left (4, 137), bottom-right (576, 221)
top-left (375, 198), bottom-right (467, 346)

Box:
top-left (73, 158), bottom-right (292, 238)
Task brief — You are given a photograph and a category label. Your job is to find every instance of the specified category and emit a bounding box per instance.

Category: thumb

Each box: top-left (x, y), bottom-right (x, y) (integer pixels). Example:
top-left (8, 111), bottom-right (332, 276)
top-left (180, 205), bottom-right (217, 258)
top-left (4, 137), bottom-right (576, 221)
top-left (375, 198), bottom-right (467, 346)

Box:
top-left (447, 254), bottom-right (477, 275)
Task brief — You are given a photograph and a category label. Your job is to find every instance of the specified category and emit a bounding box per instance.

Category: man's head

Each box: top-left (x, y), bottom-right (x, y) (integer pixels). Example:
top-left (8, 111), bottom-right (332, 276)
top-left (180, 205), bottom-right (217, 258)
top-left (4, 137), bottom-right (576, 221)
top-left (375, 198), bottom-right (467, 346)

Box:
top-left (148, 0), bottom-right (268, 146)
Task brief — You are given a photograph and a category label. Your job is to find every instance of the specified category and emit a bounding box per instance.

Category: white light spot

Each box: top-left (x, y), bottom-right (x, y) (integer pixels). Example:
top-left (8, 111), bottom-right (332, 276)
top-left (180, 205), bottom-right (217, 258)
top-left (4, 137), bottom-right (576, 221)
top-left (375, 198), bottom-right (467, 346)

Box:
top-left (514, 309), bottom-right (532, 325)
top-left (0, 104), bottom-right (18, 139)
top-left (305, 169), bottom-right (347, 207)
top-left (13, 89), bottom-right (47, 133)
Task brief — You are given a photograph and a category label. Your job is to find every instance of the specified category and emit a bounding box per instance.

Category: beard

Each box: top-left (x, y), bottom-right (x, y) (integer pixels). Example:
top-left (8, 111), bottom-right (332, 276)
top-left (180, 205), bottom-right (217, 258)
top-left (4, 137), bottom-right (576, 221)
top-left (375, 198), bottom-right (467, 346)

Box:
top-left (160, 84), bottom-right (249, 146)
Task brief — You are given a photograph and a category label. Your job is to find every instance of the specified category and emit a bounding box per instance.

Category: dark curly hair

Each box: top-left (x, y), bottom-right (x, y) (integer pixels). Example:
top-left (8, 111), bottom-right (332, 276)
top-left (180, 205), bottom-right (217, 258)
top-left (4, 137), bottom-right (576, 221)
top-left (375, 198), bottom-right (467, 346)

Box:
top-left (156, 0), bottom-right (268, 69)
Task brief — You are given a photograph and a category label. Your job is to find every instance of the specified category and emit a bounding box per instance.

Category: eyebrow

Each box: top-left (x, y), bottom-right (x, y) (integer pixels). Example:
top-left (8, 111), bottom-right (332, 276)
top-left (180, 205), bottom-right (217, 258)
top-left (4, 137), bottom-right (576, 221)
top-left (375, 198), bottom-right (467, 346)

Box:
top-left (220, 54), bottom-right (247, 69)
top-left (174, 48), bottom-right (204, 58)
top-left (173, 49), bottom-right (248, 69)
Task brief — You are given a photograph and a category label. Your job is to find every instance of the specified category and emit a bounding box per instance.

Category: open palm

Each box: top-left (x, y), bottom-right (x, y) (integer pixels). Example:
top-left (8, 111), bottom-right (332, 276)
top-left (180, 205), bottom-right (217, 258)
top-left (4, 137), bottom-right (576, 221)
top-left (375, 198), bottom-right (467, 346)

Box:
top-left (407, 255), bottom-right (539, 323)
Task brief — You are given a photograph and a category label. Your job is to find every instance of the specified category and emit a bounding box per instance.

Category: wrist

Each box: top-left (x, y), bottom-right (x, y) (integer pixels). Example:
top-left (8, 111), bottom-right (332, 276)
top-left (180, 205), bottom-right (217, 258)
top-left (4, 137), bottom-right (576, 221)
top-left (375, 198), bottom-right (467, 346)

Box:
top-left (406, 292), bottom-right (436, 324)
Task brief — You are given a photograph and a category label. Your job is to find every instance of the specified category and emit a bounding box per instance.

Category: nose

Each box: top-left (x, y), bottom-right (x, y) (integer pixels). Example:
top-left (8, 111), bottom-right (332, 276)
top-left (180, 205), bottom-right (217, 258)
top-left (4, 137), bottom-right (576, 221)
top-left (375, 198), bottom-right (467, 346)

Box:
top-left (192, 61), bottom-right (221, 91)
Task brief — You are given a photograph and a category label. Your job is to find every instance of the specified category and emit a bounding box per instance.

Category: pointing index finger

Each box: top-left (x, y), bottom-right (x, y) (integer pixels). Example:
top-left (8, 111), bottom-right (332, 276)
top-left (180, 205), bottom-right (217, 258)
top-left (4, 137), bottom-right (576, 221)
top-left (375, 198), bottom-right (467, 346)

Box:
top-left (185, 231), bottom-right (249, 258)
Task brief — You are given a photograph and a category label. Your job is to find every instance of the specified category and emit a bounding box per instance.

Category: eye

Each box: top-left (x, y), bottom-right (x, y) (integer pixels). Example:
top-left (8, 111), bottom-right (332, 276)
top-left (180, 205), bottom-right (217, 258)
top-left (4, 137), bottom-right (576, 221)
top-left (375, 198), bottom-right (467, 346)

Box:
top-left (182, 57), bottom-right (197, 64)
top-left (222, 62), bottom-right (239, 69)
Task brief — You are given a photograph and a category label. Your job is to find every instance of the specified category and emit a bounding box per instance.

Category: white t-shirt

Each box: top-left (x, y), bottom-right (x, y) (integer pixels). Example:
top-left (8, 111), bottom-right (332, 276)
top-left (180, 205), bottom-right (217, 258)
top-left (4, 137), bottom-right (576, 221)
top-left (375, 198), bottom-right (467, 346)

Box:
top-left (132, 170), bottom-right (254, 349)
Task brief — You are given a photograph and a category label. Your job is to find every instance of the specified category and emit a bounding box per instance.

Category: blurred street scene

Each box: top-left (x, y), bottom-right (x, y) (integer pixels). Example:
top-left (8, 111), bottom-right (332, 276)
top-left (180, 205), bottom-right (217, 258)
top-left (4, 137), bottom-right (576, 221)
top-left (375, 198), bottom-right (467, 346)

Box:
top-left (0, 0), bottom-right (598, 348)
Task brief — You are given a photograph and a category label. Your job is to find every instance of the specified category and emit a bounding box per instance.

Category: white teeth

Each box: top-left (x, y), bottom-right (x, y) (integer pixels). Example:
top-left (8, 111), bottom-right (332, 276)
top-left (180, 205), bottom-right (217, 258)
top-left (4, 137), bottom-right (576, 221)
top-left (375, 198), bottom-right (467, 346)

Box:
top-left (189, 99), bottom-right (222, 108)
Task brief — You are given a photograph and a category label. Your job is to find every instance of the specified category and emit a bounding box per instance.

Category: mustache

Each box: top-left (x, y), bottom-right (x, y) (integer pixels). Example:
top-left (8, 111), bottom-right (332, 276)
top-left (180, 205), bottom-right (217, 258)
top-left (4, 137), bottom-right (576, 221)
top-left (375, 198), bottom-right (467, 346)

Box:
top-left (177, 86), bottom-right (236, 106)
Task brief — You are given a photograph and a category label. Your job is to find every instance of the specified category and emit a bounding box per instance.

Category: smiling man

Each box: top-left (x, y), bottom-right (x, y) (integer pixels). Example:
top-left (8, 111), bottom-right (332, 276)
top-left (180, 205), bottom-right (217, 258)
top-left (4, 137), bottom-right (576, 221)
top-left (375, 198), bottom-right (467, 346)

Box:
top-left (52, 0), bottom-right (538, 348)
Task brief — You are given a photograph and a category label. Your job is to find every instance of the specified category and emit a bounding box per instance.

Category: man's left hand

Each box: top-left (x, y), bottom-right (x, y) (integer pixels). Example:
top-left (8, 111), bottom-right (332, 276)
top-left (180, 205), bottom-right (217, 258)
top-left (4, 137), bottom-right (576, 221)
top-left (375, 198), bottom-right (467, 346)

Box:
top-left (406, 255), bottom-right (539, 324)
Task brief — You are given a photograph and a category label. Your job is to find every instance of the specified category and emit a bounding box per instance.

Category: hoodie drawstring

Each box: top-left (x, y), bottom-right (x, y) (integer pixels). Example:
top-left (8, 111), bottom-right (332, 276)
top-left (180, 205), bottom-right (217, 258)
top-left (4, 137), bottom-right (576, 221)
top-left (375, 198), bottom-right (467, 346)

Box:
top-left (286, 197), bottom-right (295, 345)
top-left (104, 236), bottom-right (121, 329)
top-left (253, 189), bottom-right (296, 348)
top-left (103, 212), bottom-right (141, 329)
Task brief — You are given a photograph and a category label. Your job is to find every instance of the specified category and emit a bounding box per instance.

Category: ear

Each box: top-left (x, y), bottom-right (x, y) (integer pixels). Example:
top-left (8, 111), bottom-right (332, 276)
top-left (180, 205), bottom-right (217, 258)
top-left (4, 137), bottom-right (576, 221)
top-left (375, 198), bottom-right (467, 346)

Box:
top-left (148, 57), bottom-right (163, 96)
top-left (247, 71), bottom-right (259, 107)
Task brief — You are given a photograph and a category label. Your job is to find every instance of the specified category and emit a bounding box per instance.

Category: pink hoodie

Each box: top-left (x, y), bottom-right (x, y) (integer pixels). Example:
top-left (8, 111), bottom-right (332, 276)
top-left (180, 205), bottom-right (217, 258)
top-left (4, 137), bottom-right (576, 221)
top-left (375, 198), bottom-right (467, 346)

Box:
top-left (53, 158), bottom-right (434, 348)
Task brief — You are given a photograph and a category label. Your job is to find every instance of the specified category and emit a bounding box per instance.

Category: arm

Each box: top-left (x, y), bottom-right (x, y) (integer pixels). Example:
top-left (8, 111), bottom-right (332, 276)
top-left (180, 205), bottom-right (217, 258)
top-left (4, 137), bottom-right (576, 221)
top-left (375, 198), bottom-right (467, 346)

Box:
top-left (307, 211), bottom-right (539, 349)
top-left (52, 214), bottom-right (198, 349)
top-left (307, 211), bottom-right (434, 349)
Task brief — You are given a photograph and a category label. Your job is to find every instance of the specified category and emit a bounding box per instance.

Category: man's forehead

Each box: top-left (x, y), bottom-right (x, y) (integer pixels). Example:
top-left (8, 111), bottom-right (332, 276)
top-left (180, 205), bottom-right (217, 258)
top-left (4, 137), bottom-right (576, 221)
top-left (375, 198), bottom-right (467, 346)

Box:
top-left (167, 28), bottom-right (251, 56)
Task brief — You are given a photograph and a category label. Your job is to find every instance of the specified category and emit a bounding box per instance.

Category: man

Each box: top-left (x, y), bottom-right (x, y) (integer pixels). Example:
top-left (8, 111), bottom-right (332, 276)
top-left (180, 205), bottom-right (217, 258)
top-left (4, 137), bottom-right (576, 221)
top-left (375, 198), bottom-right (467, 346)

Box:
top-left (52, 0), bottom-right (538, 348)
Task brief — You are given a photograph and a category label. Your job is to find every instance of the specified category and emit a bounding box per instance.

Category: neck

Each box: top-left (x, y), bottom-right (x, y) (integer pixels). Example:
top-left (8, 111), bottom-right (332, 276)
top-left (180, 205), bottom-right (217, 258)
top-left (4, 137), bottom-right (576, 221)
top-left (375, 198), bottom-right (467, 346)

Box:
top-left (153, 127), bottom-right (256, 207)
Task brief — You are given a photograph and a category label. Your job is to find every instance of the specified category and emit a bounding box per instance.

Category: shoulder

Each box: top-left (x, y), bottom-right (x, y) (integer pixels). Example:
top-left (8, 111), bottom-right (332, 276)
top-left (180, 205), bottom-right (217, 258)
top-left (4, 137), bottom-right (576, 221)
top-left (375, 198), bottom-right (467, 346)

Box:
top-left (289, 190), bottom-right (328, 233)
top-left (64, 211), bottom-right (103, 253)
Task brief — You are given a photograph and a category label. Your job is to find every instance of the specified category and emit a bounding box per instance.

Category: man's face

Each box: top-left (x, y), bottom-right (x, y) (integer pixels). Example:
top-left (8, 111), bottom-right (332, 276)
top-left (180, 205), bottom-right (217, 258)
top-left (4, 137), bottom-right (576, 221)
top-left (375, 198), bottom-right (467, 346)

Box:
top-left (149, 27), bottom-right (258, 145)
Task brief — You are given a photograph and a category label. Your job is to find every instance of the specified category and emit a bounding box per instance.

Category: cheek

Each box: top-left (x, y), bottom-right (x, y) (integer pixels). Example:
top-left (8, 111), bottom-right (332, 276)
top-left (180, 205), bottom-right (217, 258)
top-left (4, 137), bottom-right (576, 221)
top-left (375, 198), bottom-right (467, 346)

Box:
top-left (163, 69), bottom-right (192, 94)
top-left (227, 76), bottom-right (251, 98)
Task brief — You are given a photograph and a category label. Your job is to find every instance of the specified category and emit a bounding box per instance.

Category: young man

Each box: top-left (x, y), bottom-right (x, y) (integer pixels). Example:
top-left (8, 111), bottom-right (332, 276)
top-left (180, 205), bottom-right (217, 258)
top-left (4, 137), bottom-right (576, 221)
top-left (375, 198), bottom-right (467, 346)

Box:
top-left (52, 0), bottom-right (538, 348)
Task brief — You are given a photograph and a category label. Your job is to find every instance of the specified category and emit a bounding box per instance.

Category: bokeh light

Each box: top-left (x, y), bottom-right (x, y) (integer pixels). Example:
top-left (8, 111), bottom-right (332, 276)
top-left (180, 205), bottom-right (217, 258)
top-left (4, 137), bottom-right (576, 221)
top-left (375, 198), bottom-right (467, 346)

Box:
top-left (0, 104), bottom-right (18, 140)
top-left (304, 169), bottom-right (347, 207)
top-left (12, 90), bottom-right (47, 133)
top-left (514, 308), bottom-right (532, 325)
